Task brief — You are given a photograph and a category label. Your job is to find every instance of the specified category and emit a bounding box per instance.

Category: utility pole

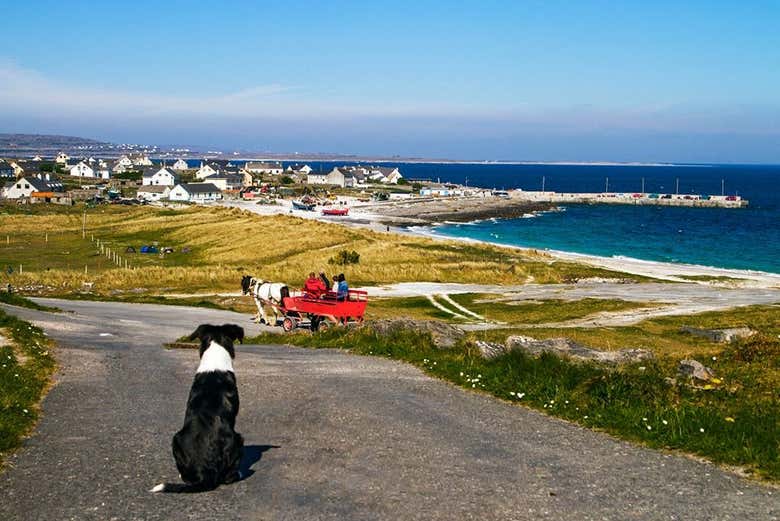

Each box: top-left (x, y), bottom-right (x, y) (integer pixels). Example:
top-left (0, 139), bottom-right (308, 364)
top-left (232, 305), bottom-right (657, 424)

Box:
top-left (542, 176), bottom-right (546, 192)
top-left (605, 177), bottom-right (609, 193)
top-left (82, 209), bottom-right (86, 238)
top-left (641, 177), bottom-right (645, 194)
top-left (676, 178), bottom-right (679, 195)
top-left (721, 178), bottom-right (725, 196)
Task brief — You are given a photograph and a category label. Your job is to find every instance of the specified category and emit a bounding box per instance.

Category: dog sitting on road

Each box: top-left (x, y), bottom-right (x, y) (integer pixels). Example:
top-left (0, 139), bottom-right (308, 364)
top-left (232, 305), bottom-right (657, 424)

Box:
top-left (151, 323), bottom-right (245, 493)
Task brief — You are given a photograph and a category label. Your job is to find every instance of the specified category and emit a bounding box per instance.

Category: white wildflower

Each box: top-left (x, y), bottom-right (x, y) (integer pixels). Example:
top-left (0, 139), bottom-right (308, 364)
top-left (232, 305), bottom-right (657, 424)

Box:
top-left (662, 420), bottom-right (668, 425)
top-left (699, 428), bottom-right (705, 433)
top-left (647, 425), bottom-right (652, 431)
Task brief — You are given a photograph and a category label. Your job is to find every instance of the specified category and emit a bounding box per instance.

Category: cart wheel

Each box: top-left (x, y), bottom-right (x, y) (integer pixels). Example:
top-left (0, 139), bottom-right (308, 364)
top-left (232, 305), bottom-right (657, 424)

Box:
top-left (282, 317), bottom-right (295, 332)
top-left (317, 320), bottom-right (330, 332)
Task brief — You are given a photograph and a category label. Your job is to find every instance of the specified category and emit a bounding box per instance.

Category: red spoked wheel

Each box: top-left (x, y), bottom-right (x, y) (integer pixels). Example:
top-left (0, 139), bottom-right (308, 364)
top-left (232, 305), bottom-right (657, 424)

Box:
top-left (282, 317), bottom-right (295, 332)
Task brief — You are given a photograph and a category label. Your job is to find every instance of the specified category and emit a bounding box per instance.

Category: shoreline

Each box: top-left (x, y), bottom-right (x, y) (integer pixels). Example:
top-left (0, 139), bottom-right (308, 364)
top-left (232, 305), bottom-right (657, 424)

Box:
top-left (218, 199), bottom-right (780, 288)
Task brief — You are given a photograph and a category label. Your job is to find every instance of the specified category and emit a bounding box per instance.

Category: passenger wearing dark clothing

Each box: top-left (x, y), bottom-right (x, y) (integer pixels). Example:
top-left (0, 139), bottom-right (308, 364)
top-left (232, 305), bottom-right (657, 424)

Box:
top-left (319, 272), bottom-right (331, 291)
top-left (336, 273), bottom-right (349, 301)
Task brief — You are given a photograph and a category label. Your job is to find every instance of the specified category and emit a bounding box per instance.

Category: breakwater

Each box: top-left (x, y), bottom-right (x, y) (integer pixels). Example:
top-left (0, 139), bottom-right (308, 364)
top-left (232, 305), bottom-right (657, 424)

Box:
top-left (511, 191), bottom-right (748, 208)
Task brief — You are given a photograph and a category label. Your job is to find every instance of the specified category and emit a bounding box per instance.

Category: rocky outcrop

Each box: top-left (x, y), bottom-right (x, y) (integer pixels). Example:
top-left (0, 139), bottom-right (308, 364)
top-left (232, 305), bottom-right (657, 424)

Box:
top-left (680, 326), bottom-right (755, 343)
top-left (677, 359), bottom-right (717, 382)
top-left (366, 319), bottom-right (465, 349)
top-left (477, 335), bottom-right (654, 365)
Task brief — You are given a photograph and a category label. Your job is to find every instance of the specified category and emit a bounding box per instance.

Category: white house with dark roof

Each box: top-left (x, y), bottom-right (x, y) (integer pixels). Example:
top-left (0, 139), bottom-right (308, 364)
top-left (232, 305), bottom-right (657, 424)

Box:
top-left (195, 162), bottom-right (219, 179)
top-left (205, 174), bottom-right (246, 191)
top-left (169, 183), bottom-right (222, 202)
top-left (55, 152), bottom-right (70, 164)
top-left (69, 161), bottom-right (96, 178)
top-left (137, 185), bottom-right (171, 202)
top-left (142, 166), bottom-right (178, 186)
top-left (369, 166), bottom-right (403, 184)
top-left (172, 158), bottom-right (189, 170)
top-left (3, 174), bottom-right (64, 199)
top-left (285, 163), bottom-right (312, 175)
top-left (0, 161), bottom-right (15, 179)
top-left (244, 161), bottom-right (283, 175)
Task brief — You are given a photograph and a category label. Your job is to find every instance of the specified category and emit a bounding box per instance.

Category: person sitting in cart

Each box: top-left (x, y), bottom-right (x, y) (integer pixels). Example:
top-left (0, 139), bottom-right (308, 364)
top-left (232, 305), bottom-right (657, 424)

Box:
top-left (319, 271), bottom-right (331, 291)
top-left (303, 272), bottom-right (327, 298)
top-left (336, 273), bottom-right (349, 301)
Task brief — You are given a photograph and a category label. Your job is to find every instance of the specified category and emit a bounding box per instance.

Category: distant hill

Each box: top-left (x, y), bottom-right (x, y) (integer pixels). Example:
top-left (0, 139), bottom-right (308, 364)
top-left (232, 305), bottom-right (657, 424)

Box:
top-left (0, 133), bottom-right (108, 148)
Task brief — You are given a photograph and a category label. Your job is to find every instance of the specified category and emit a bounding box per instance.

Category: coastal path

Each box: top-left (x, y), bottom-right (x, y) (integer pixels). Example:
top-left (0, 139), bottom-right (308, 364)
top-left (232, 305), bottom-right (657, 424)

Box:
top-left (0, 298), bottom-right (777, 520)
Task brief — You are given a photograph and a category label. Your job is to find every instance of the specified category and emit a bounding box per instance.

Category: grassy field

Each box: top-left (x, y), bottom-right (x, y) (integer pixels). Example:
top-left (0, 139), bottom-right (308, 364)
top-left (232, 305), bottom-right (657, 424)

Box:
top-left (0, 204), bottom-right (648, 296)
top-left (367, 294), bottom-right (649, 325)
top-left (0, 309), bottom-right (56, 468)
top-left (246, 304), bottom-right (780, 481)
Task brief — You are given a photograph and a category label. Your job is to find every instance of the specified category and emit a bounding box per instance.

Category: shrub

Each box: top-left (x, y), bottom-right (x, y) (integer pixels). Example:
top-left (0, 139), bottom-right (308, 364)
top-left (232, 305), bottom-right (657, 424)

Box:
top-left (328, 249), bottom-right (360, 265)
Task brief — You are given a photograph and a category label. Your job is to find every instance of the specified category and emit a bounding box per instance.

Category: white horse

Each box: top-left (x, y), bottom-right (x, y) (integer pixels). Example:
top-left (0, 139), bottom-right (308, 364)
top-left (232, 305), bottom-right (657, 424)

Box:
top-left (241, 275), bottom-right (290, 325)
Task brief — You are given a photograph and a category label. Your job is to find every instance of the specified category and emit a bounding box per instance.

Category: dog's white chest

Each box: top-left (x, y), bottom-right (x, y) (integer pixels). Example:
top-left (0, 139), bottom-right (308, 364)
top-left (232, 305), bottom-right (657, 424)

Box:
top-left (197, 342), bottom-right (234, 373)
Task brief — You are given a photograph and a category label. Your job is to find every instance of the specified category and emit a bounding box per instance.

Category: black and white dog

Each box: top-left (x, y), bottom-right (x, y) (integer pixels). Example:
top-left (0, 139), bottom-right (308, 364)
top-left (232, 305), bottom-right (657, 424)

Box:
top-left (151, 323), bottom-right (245, 493)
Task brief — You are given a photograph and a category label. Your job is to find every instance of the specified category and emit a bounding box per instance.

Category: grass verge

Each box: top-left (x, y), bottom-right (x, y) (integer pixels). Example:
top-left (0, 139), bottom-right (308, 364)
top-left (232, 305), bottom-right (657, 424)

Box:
top-left (51, 292), bottom-right (250, 313)
top-left (245, 307), bottom-right (780, 481)
top-left (0, 292), bottom-right (61, 312)
top-left (0, 310), bottom-right (57, 468)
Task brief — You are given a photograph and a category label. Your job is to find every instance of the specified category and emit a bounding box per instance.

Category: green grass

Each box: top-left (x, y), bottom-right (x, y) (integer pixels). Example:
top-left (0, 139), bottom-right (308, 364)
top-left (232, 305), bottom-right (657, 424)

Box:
top-left (678, 275), bottom-right (748, 283)
top-left (449, 294), bottom-right (650, 324)
top-left (0, 292), bottom-right (60, 312)
top-left (367, 295), bottom-right (651, 325)
top-left (0, 310), bottom-right (57, 468)
top-left (244, 304), bottom-right (780, 481)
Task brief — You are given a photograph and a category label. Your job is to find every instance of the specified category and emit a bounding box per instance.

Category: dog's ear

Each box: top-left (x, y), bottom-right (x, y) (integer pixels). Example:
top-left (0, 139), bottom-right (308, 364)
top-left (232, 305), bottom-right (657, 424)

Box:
top-left (188, 324), bottom-right (211, 342)
top-left (222, 324), bottom-right (244, 344)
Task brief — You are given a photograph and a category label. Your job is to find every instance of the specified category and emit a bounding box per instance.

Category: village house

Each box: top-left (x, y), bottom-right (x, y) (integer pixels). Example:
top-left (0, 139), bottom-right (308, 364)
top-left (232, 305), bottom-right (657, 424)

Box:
top-left (368, 166), bottom-right (403, 184)
top-left (172, 158), bottom-right (189, 170)
top-left (131, 154), bottom-right (153, 166)
top-left (136, 185), bottom-right (171, 202)
top-left (55, 152), bottom-right (70, 164)
top-left (205, 174), bottom-right (246, 191)
top-left (169, 183), bottom-right (222, 202)
top-left (69, 161), bottom-right (95, 178)
top-left (244, 161), bottom-right (283, 175)
top-left (142, 166), bottom-right (178, 186)
top-left (3, 174), bottom-right (64, 200)
top-left (113, 155), bottom-right (135, 173)
top-left (32, 155), bottom-right (43, 162)
top-left (306, 167), bottom-right (357, 188)
top-left (0, 161), bottom-right (15, 179)
top-left (285, 163), bottom-right (313, 175)
top-left (195, 162), bottom-right (220, 179)
top-left (9, 160), bottom-right (25, 176)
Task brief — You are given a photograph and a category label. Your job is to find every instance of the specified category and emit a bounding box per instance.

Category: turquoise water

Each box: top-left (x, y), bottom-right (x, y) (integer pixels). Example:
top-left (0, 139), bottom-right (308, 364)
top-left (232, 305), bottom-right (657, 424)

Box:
top-left (430, 204), bottom-right (780, 273)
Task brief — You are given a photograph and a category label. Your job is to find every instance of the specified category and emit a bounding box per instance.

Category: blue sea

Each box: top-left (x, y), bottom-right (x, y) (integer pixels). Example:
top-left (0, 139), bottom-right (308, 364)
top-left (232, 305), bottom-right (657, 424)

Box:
top-left (400, 162), bottom-right (780, 274)
top-left (181, 159), bottom-right (780, 274)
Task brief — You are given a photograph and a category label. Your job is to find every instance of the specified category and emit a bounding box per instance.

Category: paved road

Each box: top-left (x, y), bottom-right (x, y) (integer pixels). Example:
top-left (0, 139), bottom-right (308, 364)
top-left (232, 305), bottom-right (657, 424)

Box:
top-left (0, 299), bottom-right (777, 520)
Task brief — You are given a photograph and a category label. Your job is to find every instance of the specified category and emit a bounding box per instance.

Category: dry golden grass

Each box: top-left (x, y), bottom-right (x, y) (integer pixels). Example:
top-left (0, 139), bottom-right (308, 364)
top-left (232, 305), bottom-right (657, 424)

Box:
top-left (0, 204), bottom-right (644, 295)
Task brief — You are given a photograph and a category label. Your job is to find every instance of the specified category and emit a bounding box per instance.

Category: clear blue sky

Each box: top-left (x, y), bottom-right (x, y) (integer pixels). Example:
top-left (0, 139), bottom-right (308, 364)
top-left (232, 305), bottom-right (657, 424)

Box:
top-left (1, 0), bottom-right (778, 162)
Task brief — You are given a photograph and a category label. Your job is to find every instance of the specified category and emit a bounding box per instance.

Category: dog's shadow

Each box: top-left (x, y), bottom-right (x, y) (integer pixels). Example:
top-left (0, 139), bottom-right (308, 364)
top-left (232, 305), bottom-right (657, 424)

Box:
top-left (239, 444), bottom-right (279, 481)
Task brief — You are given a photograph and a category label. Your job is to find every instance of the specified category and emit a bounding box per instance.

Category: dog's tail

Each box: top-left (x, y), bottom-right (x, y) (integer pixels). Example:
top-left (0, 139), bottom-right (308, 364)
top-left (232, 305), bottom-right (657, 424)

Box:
top-left (150, 481), bottom-right (213, 494)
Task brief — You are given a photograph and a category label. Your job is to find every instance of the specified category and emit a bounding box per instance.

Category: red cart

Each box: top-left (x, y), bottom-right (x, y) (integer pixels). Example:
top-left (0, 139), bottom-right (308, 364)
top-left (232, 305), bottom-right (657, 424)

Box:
top-left (276, 290), bottom-right (368, 332)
